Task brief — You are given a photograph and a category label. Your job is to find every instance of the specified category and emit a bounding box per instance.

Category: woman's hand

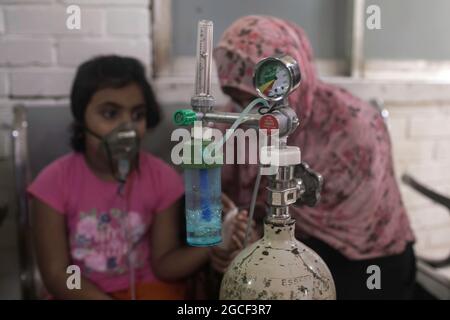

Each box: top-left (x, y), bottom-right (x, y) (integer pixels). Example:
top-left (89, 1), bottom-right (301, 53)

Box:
top-left (209, 212), bottom-right (259, 273)
top-left (209, 246), bottom-right (239, 274)
top-left (228, 210), bottom-right (258, 251)
top-left (221, 192), bottom-right (259, 250)
top-left (221, 193), bottom-right (237, 213)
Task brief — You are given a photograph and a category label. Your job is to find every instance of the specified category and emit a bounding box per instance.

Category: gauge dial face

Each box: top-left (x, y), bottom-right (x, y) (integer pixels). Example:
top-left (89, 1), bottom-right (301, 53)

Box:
top-left (255, 60), bottom-right (291, 100)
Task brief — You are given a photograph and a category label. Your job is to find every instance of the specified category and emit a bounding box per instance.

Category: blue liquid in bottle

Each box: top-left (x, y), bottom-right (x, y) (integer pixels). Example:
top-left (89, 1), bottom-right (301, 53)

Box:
top-left (184, 167), bottom-right (222, 246)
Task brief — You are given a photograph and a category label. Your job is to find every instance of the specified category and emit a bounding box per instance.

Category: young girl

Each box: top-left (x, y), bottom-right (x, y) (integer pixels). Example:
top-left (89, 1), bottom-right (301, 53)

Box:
top-left (28, 55), bottom-right (221, 299)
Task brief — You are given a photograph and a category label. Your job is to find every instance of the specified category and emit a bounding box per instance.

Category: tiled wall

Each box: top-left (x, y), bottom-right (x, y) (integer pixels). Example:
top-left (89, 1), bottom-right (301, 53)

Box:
top-left (0, 0), bottom-right (151, 125)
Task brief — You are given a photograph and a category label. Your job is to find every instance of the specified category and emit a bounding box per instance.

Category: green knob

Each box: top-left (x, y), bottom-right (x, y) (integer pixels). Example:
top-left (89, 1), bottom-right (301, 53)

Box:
top-left (173, 109), bottom-right (197, 126)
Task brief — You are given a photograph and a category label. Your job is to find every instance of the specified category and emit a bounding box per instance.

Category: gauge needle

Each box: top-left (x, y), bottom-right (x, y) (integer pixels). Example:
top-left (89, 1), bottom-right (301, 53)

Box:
top-left (260, 79), bottom-right (275, 95)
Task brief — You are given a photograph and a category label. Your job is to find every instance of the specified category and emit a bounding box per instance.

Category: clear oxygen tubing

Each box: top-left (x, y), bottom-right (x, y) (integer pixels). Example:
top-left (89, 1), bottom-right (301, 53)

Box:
top-left (201, 98), bottom-right (270, 249)
top-left (202, 98), bottom-right (269, 163)
top-left (244, 137), bottom-right (287, 247)
top-left (117, 162), bottom-right (136, 301)
top-left (244, 164), bottom-right (261, 248)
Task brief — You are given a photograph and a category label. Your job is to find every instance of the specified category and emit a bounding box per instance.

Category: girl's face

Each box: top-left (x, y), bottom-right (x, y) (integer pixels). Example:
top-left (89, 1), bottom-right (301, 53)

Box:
top-left (84, 82), bottom-right (147, 169)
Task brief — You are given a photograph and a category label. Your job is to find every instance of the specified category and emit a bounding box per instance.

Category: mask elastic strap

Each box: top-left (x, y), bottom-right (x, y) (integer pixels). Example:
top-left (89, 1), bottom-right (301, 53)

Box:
top-left (83, 123), bottom-right (136, 299)
top-left (83, 125), bottom-right (103, 140)
top-left (82, 124), bottom-right (119, 184)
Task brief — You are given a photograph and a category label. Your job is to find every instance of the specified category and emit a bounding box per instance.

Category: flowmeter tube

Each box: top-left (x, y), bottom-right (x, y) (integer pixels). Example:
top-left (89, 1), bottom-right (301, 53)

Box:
top-left (183, 20), bottom-right (222, 246)
top-left (195, 20), bottom-right (213, 97)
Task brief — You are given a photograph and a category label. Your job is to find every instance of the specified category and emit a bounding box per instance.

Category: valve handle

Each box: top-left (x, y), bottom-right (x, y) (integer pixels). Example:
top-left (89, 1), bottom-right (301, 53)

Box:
top-left (294, 162), bottom-right (323, 207)
top-left (174, 109), bottom-right (197, 126)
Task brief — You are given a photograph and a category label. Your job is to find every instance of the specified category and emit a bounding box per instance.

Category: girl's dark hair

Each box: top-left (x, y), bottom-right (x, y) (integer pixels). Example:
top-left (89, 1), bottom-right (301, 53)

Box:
top-left (70, 55), bottom-right (161, 152)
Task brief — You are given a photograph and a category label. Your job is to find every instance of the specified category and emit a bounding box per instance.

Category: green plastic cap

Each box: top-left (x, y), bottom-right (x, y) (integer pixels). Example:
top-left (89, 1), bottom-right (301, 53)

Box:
top-left (173, 109), bottom-right (197, 126)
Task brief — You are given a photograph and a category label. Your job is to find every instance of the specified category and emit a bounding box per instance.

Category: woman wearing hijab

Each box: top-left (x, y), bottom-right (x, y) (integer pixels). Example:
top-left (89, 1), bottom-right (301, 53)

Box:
top-left (212, 15), bottom-right (416, 300)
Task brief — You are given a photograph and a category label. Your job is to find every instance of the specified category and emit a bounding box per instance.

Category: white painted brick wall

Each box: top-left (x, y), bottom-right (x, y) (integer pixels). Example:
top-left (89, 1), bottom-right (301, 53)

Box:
top-left (0, 39), bottom-right (54, 66)
top-left (391, 140), bottom-right (435, 162)
top-left (435, 140), bottom-right (450, 160)
top-left (402, 161), bottom-right (450, 184)
top-left (387, 104), bottom-right (447, 118)
top-left (428, 225), bottom-right (450, 248)
top-left (0, 0), bottom-right (151, 102)
top-left (107, 8), bottom-right (150, 35)
top-left (61, 0), bottom-right (149, 5)
top-left (400, 184), bottom-right (450, 209)
top-left (0, 8), bottom-right (4, 34)
top-left (0, 0), bottom-right (54, 3)
top-left (387, 103), bottom-right (450, 259)
top-left (58, 39), bottom-right (150, 67)
top-left (410, 116), bottom-right (450, 138)
top-left (5, 6), bottom-right (104, 36)
top-left (386, 117), bottom-right (408, 140)
top-left (408, 205), bottom-right (450, 231)
top-left (0, 71), bottom-right (7, 97)
top-left (10, 69), bottom-right (73, 97)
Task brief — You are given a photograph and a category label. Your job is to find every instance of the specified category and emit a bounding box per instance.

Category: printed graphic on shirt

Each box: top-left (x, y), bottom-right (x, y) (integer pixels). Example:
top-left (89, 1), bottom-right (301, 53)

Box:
top-left (71, 208), bottom-right (147, 274)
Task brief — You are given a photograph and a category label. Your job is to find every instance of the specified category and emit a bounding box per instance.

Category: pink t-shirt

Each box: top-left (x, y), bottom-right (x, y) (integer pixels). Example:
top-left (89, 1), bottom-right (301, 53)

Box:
top-left (27, 151), bottom-right (184, 293)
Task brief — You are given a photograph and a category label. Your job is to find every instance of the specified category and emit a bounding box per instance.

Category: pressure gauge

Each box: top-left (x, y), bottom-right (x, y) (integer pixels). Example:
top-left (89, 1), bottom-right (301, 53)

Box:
top-left (254, 55), bottom-right (301, 102)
